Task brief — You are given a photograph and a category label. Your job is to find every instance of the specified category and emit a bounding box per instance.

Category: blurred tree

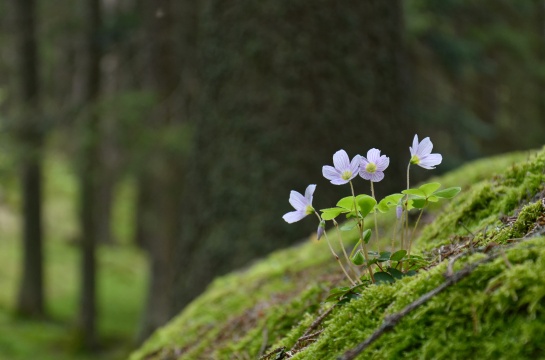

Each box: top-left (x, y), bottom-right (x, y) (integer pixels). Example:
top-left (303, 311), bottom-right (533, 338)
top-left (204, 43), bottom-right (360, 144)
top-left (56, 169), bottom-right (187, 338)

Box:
top-left (172, 0), bottom-right (409, 312)
top-left (14, 0), bottom-right (46, 318)
top-left (77, 0), bottom-right (102, 350)
top-left (136, 0), bottom-right (194, 341)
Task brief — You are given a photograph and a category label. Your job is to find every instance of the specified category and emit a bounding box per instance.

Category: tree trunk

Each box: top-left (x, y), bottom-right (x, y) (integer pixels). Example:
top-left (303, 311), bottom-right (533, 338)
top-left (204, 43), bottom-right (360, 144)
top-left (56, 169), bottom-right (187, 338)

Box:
top-left (173, 0), bottom-right (410, 310)
top-left (15, 0), bottom-right (45, 319)
top-left (137, 0), bottom-right (187, 342)
top-left (77, 0), bottom-right (102, 350)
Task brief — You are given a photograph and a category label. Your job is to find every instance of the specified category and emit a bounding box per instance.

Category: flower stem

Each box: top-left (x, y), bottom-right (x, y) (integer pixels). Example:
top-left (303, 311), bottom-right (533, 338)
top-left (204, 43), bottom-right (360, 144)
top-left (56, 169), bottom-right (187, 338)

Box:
top-left (408, 207), bottom-right (425, 257)
top-left (334, 220), bottom-right (360, 280)
top-left (315, 212), bottom-right (357, 286)
top-left (349, 181), bottom-right (375, 283)
top-left (370, 181), bottom-right (380, 254)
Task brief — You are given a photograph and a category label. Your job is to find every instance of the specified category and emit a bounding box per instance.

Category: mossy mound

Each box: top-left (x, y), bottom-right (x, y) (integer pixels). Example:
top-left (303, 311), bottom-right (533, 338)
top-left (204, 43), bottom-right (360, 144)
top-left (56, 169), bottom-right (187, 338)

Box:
top-left (131, 148), bottom-right (545, 360)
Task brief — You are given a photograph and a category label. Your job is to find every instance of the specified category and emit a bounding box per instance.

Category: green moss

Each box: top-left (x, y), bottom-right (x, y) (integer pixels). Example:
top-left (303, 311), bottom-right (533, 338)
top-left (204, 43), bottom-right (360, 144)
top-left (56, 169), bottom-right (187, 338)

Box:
top-left (131, 147), bottom-right (545, 360)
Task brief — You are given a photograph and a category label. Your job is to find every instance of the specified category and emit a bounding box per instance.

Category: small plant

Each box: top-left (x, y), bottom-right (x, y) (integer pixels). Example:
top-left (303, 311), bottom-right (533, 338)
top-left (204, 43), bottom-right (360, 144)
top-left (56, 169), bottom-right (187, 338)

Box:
top-left (283, 135), bottom-right (461, 302)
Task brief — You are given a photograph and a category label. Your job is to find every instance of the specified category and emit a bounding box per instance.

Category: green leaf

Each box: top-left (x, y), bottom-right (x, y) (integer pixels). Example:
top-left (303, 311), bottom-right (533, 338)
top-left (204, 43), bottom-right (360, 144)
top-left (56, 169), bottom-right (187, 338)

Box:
top-left (418, 182), bottom-right (441, 197)
top-left (387, 267), bottom-right (404, 279)
top-left (340, 221), bottom-right (357, 231)
top-left (434, 187), bottom-right (461, 199)
top-left (351, 251), bottom-right (365, 266)
top-left (374, 272), bottom-right (395, 284)
top-left (336, 196), bottom-right (355, 210)
top-left (379, 251), bottom-right (391, 261)
top-left (390, 249), bottom-right (407, 262)
top-left (411, 198), bottom-right (427, 209)
top-left (427, 195), bottom-right (439, 202)
top-left (402, 188), bottom-right (426, 197)
top-left (404, 270), bottom-right (417, 277)
top-left (320, 207), bottom-right (345, 220)
top-left (356, 195), bottom-right (377, 217)
top-left (362, 229), bottom-right (372, 244)
top-left (376, 193), bottom-right (403, 213)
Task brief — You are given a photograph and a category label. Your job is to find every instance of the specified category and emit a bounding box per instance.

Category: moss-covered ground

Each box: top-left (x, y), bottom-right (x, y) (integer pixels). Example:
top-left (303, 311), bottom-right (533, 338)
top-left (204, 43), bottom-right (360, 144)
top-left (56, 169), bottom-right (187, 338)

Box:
top-left (131, 148), bottom-right (545, 359)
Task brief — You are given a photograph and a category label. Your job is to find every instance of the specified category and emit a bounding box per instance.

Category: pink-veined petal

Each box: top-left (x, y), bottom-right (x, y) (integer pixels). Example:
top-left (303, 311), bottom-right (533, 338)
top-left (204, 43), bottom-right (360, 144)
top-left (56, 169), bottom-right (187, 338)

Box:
top-left (289, 190), bottom-right (307, 211)
top-left (322, 165), bottom-right (341, 182)
top-left (369, 171), bottom-right (385, 182)
top-left (360, 157), bottom-right (370, 167)
top-left (375, 155), bottom-right (390, 171)
top-left (304, 184), bottom-right (316, 203)
top-left (359, 170), bottom-right (372, 180)
top-left (349, 155), bottom-right (361, 176)
top-left (330, 177), bottom-right (349, 185)
top-left (333, 150), bottom-right (350, 171)
top-left (410, 134), bottom-right (419, 155)
top-left (419, 153), bottom-right (442, 169)
top-left (366, 148), bottom-right (381, 163)
top-left (283, 210), bottom-right (307, 223)
top-left (416, 137), bottom-right (433, 157)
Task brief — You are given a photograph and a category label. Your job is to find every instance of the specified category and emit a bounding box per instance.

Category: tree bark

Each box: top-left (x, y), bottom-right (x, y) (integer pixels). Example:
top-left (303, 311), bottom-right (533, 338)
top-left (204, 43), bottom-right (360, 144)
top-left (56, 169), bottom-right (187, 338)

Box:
top-left (15, 0), bottom-right (46, 318)
top-left (173, 0), bottom-right (409, 310)
top-left (137, 0), bottom-right (187, 342)
top-left (77, 0), bottom-right (102, 350)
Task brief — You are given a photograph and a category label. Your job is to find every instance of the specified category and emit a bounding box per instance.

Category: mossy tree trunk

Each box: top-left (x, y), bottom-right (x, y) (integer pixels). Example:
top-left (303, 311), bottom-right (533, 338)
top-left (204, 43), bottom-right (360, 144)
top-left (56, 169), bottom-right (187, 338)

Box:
top-left (172, 0), bottom-right (409, 311)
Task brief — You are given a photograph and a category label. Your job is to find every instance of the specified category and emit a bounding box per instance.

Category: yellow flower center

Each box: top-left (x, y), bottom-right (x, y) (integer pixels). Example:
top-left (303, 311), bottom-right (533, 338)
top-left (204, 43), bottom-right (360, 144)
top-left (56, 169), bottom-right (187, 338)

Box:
top-left (305, 205), bottom-right (314, 215)
top-left (341, 170), bottom-right (353, 180)
top-left (365, 163), bottom-right (377, 173)
top-left (410, 155), bottom-right (420, 165)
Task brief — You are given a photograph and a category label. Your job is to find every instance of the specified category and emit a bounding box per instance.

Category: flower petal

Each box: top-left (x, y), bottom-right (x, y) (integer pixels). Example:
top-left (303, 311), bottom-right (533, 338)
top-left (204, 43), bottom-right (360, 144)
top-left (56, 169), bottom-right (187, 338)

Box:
top-left (283, 210), bottom-right (307, 223)
top-left (416, 137), bottom-right (433, 157)
top-left (349, 155), bottom-right (361, 177)
top-left (304, 184), bottom-right (316, 203)
top-left (369, 171), bottom-right (385, 182)
top-left (289, 190), bottom-right (307, 210)
top-left (359, 170), bottom-right (372, 180)
top-left (330, 177), bottom-right (349, 185)
top-left (322, 165), bottom-right (341, 182)
top-left (410, 134), bottom-right (419, 155)
top-left (366, 148), bottom-right (381, 163)
top-left (375, 155), bottom-right (390, 171)
top-left (418, 153), bottom-right (442, 169)
top-left (333, 150), bottom-right (350, 171)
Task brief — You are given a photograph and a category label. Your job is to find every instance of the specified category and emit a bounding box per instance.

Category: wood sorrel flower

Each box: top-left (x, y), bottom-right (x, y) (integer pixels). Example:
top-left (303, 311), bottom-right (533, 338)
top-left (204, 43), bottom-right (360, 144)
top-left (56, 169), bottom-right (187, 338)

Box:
top-left (322, 150), bottom-right (361, 185)
top-left (359, 148), bottom-right (389, 182)
top-left (409, 135), bottom-right (442, 169)
top-left (282, 184), bottom-right (316, 223)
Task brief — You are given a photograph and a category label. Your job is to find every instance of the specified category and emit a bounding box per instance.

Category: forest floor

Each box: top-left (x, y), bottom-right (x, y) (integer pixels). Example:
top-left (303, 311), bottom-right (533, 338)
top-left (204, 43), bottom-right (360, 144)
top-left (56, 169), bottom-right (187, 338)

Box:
top-left (0, 154), bottom-right (147, 360)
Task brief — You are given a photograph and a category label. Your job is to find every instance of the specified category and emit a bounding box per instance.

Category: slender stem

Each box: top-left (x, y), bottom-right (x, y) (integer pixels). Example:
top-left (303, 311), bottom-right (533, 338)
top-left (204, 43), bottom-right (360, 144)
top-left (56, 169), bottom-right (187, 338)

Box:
top-left (315, 212), bottom-right (357, 286)
top-left (370, 181), bottom-right (380, 254)
top-left (334, 220), bottom-right (360, 280)
top-left (350, 181), bottom-right (375, 283)
top-left (408, 207), bottom-right (425, 257)
top-left (323, 231), bottom-right (357, 286)
top-left (403, 163), bottom-right (411, 251)
top-left (391, 217), bottom-right (399, 253)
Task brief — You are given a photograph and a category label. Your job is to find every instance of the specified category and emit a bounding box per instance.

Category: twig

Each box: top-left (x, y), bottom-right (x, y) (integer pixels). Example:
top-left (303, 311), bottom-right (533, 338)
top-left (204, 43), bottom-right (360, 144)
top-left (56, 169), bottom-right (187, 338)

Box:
top-left (258, 326), bottom-right (269, 358)
top-left (290, 306), bottom-right (335, 352)
top-left (337, 254), bottom-right (496, 360)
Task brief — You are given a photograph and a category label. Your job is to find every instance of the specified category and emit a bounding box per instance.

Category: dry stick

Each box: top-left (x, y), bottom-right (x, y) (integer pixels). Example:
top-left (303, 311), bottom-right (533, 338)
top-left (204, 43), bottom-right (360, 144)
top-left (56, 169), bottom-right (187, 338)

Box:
top-left (290, 306), bottom-right (335, 352)
top-left (337, 254), bottom-right (496, 360)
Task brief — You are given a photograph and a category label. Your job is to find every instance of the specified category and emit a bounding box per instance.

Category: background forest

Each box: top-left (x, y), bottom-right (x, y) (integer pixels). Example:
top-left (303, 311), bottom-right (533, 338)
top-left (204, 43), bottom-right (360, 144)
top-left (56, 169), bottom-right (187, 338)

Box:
top-left (0, 0), bottom-right (544, 359)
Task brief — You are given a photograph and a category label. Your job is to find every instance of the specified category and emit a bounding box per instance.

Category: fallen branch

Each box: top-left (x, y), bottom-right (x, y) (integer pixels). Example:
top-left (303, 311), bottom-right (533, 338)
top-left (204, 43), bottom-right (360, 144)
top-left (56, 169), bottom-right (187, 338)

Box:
top-left (290, 305), bottom-right (335, 353)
